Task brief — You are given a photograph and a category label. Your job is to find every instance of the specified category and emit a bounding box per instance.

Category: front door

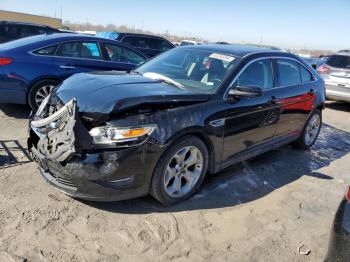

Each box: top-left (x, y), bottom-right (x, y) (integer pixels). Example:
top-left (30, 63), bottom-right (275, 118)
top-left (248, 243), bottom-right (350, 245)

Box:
top-left (222, 58), bottom-right (281, 166)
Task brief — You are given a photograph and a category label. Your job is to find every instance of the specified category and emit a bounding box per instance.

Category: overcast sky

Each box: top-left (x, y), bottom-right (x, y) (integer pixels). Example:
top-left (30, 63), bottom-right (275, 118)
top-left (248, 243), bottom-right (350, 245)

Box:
top-left (2, 0), bottom-right (349, 51)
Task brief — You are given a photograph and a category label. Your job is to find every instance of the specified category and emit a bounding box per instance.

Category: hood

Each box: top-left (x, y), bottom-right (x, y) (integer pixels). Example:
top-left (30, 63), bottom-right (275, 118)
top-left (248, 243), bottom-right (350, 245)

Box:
top-left (54, 71), bottom-right (210, 118)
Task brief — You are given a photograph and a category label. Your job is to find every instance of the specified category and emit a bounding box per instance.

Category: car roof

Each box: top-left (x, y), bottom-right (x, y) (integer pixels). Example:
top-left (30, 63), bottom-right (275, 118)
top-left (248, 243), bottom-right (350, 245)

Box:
top-left (179, 44), bottom-right (284, 57)
top-left (0, 33), bottom-right (116, 50)
top-left (0, 33), bottom-right (147, 58)
top-left (0, 20), bottom-right (56, 29)
top-left (117, 32), bottom-right (171, 40)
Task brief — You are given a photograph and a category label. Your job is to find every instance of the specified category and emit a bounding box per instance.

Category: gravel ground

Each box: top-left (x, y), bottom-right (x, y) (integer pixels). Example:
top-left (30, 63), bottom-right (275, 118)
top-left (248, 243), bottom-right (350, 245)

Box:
top-left (0, 101), bottom-right (349, 262)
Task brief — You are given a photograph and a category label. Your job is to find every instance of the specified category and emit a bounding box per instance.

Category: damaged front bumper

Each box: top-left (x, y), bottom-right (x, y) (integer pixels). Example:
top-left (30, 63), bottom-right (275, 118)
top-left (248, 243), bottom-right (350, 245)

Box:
top-left (28, 99), bottom-right (164, 201)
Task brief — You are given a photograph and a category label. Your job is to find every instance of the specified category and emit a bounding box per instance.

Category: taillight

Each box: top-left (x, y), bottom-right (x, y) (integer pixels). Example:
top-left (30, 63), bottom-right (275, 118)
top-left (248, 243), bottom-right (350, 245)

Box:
top-left (317, 65), bottom-right (330, 73)
top-left (0, 57), bottom-right (13, 66)
top-left (346, 187), bottom-right (350, 203)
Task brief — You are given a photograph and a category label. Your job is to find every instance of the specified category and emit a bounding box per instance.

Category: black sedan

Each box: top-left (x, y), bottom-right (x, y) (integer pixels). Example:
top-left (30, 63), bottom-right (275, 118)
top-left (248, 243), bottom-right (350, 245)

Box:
top-left (325, 186), bottom-right (350, 261)
top-left (28, 45), bottom-right (325, 205)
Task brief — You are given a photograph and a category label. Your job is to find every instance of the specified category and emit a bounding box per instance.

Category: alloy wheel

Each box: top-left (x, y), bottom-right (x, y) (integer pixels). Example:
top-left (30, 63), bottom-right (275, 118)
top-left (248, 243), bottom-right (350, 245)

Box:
top-left (163, 146), bottom-right (203, 198)
top-left (305, 113), bottom-right (321, 146)
top-left (35, 85), bottom-right (55, 107)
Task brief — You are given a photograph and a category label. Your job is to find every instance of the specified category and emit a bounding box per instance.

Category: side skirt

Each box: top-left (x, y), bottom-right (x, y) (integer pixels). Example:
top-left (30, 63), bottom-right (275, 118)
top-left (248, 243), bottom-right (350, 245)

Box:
top-left (219, 132), bottom-right (300, 171)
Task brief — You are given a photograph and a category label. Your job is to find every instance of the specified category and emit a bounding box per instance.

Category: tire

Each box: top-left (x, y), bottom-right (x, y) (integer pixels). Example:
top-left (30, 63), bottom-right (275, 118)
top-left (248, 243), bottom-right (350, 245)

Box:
top-left (150, 135), bottom-right (209, 206)
top-left (292, 109), bottom-right (322, 149)
top-left (28, 79), bottom-right (59, 111)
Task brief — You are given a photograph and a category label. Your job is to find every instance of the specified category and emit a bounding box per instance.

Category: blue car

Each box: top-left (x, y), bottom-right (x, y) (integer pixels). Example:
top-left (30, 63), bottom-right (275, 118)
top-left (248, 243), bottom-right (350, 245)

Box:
top-left (0, 33), bottom-right (147, 110)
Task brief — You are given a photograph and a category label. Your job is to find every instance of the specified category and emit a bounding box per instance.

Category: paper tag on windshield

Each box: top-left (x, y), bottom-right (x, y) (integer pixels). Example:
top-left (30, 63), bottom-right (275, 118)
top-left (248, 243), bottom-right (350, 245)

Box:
top-left (209, 53), bottom-right (235, 62)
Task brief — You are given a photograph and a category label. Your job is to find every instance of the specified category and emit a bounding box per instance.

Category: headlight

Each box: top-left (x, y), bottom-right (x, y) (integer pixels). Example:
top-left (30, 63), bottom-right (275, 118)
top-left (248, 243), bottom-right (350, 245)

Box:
top-left (89, 125), bottom-right (156, 145)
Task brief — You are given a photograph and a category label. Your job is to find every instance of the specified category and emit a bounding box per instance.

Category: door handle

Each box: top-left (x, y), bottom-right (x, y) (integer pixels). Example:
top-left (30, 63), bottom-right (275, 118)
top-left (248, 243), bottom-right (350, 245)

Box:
top-left (59, 65), bottom-right (76, 69)
top-left (268, 96), bottom-right (281, 105)
top-left (308, 89), bottom-right (316, 95)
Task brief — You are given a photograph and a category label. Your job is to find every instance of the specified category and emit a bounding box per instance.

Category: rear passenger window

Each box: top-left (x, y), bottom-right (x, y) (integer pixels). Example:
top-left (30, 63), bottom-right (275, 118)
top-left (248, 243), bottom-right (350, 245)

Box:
top-left (236, 59), bottom-right (273, 90)
top-left (33, 45), bottom-right (58, 55)
top-left (158, 40), bottom-right (173, 51)
top-left (299, 65), bottom-right (313, 83)
top-left (20, 27), bottom-right (38, 37)
top-left (276, 59), bottom-right (301, 86)
top-left (2, 25), bottom-right (19, 38)
top-left (56, 42), bottom-right (101, 59)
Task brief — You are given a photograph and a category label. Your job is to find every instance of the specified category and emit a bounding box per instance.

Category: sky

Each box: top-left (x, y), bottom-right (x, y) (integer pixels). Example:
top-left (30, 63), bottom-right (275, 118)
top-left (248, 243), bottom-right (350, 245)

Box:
top-left (1, 0), bottom-right (349, 51)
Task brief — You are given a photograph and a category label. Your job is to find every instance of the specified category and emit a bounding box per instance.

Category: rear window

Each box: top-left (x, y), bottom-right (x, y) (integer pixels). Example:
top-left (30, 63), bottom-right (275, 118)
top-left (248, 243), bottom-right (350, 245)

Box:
top-left (327, 55), bottom-right (350, 69)
top-left (122, 36), bottom-right (173, 51)
top-left (33, 44), bottom-right (58, 55)
top-left (299, 64), bottom-right (313, 83)
top-left (276, 59), bottom-right (301, 86)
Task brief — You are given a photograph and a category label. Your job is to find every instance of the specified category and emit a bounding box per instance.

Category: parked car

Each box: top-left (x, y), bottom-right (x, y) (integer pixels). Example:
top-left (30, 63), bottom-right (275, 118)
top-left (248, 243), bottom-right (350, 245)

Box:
top-left (0, 33), bottom-right (147, 110)
top-left (318, 52), bottom-right (350, 103)
top-left (28, 45), bottom-right (325, 205)
top-left (0, 20), bottom-right (61, 44)
top-left (325, 186), bottom-right (350, 262)
top-left (180, 40), bottom-right (200, 46)
top-left (96, 32), bottom-right (175, 58)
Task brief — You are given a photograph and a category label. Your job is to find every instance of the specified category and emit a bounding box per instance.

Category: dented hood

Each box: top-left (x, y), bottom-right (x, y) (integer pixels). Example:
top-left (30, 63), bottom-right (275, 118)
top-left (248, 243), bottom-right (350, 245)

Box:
top-left (54, 71), bottom-right (210, 115)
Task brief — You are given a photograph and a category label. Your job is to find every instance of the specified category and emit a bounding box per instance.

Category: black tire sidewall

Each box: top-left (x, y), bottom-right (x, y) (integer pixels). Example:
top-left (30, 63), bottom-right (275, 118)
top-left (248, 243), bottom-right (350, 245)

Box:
top-left (296, 109), bottom-right (322, 149)
top-left (28, 79), bottom-right (59, 111)
top-left (150, 136), bottom-right (209, 205)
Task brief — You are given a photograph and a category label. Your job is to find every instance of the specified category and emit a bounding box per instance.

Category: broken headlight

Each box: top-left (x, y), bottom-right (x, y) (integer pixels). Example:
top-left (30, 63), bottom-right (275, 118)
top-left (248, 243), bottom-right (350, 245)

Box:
top-left (89, 125), bottom-right (156, 145)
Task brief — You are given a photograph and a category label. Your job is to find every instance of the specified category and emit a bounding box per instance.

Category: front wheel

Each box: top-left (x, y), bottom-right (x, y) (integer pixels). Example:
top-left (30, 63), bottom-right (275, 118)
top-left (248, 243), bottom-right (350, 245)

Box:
top-left (293, 109), bottom-right (322, 149)
top-left (150, 136), bottom-right (208, 206)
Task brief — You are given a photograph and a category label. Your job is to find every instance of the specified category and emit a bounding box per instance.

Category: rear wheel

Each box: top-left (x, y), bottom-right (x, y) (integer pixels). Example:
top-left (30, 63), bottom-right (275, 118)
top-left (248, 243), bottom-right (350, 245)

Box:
top-left (293, 109), bottom-right (322, 149)
top-left (28, 79), bottom-right (59, 111)
top-left (150, 136), bottom-right (208, 206)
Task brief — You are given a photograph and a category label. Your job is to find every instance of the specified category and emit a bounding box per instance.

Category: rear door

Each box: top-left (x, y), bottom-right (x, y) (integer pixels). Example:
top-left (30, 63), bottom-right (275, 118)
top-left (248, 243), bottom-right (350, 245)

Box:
top-left (51, 41), bottom-right (112, 78)
top-left (273, 58), bottom-right (316, 138)
top-left (99, 41), bottom-right (146, 70)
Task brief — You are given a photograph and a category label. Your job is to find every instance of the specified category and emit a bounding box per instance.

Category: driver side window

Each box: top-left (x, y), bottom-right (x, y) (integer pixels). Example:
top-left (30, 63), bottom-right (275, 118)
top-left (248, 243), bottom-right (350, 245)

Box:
top-left (236, 59), bottom-right (273, 90)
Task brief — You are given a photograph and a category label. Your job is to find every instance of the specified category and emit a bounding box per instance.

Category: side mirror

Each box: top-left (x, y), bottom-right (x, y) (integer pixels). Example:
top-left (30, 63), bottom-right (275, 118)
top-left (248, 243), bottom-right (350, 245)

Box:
top-left (228, 85), bottom-right (263, 98)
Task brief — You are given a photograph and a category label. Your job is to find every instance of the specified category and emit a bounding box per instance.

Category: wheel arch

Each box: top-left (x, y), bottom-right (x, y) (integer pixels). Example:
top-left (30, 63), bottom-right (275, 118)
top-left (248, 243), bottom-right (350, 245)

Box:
top-left (163, 126), bottom-right (216, 174)
top-left (26, 76), bottom-right (62, 104)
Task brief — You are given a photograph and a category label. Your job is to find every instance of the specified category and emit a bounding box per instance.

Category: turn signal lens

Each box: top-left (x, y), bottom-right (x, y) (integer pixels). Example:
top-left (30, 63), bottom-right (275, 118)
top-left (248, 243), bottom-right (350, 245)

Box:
top-left (346, 187), bottom-right (350, 203)
top-left (89, 125), bottom-right (156, 145)
top-left (121, 128), bottom-right (151, 138)
top-left (317, 65), bottom-right (330, 73)
top-left (0, 57), bottom-right (13, 66)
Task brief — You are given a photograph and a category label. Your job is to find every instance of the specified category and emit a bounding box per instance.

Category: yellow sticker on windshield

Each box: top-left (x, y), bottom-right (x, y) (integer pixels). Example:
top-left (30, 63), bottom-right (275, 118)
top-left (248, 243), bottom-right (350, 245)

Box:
top-left (209, 53), bottom-right (235, 62)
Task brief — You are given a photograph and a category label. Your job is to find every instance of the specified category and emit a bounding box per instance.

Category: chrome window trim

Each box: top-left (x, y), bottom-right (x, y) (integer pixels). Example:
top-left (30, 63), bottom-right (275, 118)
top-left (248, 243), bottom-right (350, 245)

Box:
top-left (29, 40), bottom-right (104, 61)
top-left (29, 40), bottom-right (144, 64)
top-left (223, 56), bottom-right (318, 99)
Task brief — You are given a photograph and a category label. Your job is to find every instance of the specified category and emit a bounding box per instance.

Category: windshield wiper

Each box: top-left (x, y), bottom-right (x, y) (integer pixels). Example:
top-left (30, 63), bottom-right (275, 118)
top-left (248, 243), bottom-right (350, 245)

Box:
top-left (142, 72), bottom-right (185, 89)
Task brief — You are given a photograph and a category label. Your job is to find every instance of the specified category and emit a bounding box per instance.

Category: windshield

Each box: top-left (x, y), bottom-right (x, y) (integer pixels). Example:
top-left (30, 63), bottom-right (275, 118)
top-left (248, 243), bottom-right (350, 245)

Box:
top-left (136, 47), bottom-right (240, 93)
